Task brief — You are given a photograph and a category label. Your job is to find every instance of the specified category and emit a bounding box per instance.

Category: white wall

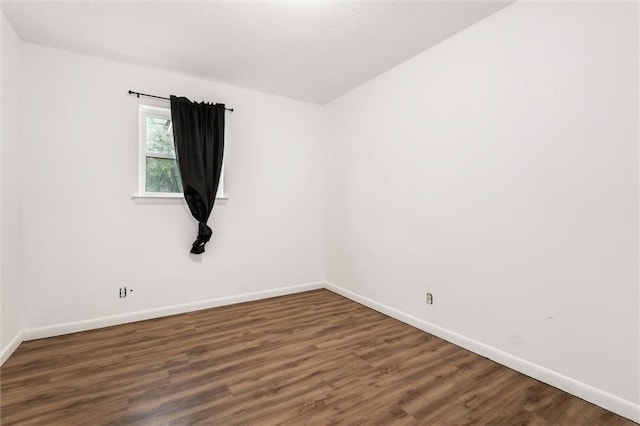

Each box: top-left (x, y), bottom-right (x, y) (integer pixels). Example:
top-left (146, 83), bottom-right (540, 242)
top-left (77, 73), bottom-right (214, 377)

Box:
top-left (325, 0), bottom-right (639, 413)
top-left (1, 12), bottom-right (23, 359)
top-left (18, 42), bottom-right (324, 332)
top-left (2, 1), bottom-right (639, 421)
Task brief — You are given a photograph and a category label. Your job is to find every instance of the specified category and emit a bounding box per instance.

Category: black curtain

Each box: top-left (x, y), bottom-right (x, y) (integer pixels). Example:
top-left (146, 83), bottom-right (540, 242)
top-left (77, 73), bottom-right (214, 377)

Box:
top-left (170, 95), bottom-right (225, 254)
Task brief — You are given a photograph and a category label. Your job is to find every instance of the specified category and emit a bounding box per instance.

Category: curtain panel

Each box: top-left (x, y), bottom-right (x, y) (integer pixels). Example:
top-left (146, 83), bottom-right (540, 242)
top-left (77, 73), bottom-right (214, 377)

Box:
top-left (170, 95), bottom-right (225, 254)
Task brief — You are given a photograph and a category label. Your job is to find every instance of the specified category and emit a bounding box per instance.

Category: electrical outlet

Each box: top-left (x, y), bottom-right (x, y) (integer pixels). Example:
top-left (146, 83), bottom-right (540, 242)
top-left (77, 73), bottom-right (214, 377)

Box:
top-left (426, 292), bottom-right (433, 304)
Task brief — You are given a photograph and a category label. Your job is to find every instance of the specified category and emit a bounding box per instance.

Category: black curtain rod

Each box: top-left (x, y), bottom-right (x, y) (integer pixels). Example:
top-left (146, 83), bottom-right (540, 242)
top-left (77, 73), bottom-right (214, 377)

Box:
top-left (128, 90), bottom-right (234, 112)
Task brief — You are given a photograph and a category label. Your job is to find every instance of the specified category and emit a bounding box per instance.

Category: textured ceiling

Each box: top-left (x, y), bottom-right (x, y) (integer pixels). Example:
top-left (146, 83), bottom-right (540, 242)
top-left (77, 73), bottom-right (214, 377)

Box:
top-left (2, 1), bottom-right (512, 104)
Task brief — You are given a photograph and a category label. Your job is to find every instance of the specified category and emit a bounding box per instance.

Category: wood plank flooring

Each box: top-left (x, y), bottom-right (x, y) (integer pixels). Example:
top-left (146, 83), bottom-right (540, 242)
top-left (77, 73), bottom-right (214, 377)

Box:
top-left (0, 289), bottom-right (635, 425)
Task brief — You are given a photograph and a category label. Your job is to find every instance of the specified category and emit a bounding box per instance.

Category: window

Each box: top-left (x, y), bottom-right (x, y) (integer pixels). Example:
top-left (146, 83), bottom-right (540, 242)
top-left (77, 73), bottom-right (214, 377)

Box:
top-left (138, 105), bottom-right (224, 198)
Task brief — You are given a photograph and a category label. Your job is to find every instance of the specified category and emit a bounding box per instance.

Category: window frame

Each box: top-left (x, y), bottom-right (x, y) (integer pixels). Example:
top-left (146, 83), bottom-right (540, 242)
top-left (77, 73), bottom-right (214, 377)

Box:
top-left (137, 105), bottom-right (225, 199)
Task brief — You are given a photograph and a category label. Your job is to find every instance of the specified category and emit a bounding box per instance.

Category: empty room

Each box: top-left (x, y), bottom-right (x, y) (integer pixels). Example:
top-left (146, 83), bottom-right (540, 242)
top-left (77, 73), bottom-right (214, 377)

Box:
top-left (0, 0), bottom-right (638, 424)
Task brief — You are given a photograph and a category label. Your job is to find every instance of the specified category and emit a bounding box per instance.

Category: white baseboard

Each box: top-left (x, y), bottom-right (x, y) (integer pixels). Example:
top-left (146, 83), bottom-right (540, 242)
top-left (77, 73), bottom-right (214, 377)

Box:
top-left (0, 331), bottom-right (23, 366)
top-left (324, 282), bottom-right (640, 424)
top-left (21, 281), bottom-right (324, 342)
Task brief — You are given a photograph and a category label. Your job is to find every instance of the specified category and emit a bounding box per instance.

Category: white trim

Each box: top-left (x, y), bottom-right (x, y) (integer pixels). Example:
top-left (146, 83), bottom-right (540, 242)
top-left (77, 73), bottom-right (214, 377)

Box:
top-left (134, 192), bottom-right (184, 199)
top-left (131, 194), bottom-right (228, 201)
top-left (138, 105), bottom-right (170, 115)
top-left (324, 282), bottom-right (640, 424)
top-left (21, 282), bottom-right (324, 341)
top-left (0, 331), bottom-right (23, 366)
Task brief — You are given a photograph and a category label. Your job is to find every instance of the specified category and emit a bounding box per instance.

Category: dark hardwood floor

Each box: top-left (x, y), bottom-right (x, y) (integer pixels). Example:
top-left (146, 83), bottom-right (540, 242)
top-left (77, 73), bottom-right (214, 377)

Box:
top-left (0, 289), bottom-right (635, 425)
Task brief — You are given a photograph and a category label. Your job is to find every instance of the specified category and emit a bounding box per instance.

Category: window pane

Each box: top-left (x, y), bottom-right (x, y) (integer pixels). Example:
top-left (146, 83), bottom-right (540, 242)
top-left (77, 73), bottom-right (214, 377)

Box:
top-left (146, 117), bottom-right (175, 156)
top-left (146, 157), bottom-right (183, 193)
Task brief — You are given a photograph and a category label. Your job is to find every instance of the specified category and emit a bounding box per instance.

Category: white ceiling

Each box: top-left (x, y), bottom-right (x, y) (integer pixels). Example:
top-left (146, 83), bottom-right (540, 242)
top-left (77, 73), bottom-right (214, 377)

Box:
top-left (2, 1), bottom-right (512, 104)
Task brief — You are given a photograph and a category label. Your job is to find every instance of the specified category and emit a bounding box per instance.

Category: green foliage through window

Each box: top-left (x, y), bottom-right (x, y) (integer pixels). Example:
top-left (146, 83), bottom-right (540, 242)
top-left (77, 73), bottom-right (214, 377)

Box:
top-left (144, 116), bottom-right (183, 193)
top-left (146, 117), bottom-right (175, 155)
top-left (146, 157), bottom-right (183, 193)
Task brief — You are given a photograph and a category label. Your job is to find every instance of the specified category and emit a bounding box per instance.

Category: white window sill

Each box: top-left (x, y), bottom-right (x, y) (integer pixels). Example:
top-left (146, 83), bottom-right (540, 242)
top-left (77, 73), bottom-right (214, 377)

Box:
top-left (131, 193), bottom-right (228, 204)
